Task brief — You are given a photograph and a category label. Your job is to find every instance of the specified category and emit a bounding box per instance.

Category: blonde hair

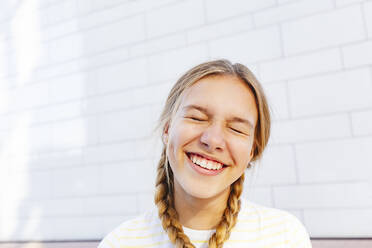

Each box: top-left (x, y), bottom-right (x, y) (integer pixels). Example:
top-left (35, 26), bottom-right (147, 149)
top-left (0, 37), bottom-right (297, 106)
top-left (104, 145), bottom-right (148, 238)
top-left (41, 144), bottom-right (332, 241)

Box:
top-left (154, 59), bottom-right (271, 248)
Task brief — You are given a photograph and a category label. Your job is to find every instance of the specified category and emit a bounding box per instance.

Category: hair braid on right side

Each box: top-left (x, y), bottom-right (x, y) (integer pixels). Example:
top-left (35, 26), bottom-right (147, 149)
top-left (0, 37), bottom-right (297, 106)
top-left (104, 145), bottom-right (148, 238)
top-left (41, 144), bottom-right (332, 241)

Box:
top-left (207, 173), bottom-right (245, 248)
top-left (154, 148), bottom-right (196, 248)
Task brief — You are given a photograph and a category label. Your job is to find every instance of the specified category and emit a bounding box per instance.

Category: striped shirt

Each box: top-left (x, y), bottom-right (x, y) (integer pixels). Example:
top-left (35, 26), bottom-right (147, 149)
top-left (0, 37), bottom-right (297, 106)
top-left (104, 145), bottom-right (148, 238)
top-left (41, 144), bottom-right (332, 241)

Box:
top-left (98, 198), bottom-right (312, 248)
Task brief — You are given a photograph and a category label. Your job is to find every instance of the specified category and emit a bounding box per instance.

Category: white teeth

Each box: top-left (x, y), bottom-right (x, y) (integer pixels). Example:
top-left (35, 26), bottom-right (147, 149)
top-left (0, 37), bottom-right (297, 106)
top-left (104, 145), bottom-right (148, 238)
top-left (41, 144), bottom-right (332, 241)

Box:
top-left (189, 153), bottom-right (223, 170)
top-left (192, 156), bottom-right (197, 164)
top-left (206, 161), bottom-right (214, 170)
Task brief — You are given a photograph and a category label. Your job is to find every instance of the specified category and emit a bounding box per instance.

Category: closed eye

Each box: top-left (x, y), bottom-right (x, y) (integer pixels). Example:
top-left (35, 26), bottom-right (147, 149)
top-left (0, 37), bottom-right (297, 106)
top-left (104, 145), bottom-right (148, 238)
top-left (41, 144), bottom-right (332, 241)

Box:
top-left (189, 117), bottom-right (206, 121)
top-left (230, 127), bottom-right (245, 135)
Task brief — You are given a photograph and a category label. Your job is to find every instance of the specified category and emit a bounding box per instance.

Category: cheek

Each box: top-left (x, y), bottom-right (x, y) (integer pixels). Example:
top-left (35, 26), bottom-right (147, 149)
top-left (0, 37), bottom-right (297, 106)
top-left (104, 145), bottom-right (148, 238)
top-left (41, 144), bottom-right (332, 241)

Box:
top-left (170, 121), bottom-right (200, 143)
top-left (230, 138), bottom-right (255, 165)
top-left (168, 122), bottom-right (198, 155)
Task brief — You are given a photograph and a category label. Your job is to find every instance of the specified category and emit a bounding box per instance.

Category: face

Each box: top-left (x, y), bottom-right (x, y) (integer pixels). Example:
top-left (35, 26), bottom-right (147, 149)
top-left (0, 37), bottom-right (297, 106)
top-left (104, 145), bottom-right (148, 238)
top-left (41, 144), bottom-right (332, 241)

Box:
top-left (163, 75), bottom-right (258, 200)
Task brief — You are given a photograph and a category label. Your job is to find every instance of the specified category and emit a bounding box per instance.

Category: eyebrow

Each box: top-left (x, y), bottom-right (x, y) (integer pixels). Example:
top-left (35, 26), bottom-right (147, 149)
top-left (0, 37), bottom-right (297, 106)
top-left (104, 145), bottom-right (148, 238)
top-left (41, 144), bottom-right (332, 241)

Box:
top-left (182, 104), bottom-right (254, 129)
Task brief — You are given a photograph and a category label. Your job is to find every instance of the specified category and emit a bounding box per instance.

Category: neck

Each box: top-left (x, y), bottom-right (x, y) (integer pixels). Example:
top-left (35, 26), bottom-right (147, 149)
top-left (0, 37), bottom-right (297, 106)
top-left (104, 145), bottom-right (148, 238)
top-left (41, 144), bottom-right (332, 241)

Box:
top-left (173, 181), bottom-right (231, 230)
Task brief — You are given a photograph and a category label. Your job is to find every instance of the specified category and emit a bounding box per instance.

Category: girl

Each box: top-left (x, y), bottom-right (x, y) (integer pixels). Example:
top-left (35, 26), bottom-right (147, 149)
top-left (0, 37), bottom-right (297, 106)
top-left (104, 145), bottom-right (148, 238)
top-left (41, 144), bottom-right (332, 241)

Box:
top-left (98, 60), bottom-right (312, 248)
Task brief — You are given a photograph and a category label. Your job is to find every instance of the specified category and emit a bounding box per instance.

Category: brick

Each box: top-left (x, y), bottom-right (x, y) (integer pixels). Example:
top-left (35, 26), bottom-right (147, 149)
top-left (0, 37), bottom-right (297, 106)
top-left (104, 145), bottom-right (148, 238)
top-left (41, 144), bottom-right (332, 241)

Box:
top-left (0, 48), bottom-right (9, 78)
top-left (336, 0), bottom-right (365, 6)
top-left (96, 58), bottom-right (147, 94)
top-left (83, 15), bottom-right (145, 55)
top-left (83, 143), bottom-right (135, 165)
top-left (35, 198), bottom-right (85, 217)
top-left (282, 6), bottom-right (365, 55)
top-left (304, 208), bottom-right (372, 237)
top-left (85, 82), bottom-right (171, 114)
top-left (352, 109), bottom-right (372, 136)
top-left (0, 114), bottom-right (11, 130)
top-left (24, 171), bottom-right (53, 200)
top-left (242, 185), bottom-right (273, 207)
top-left (101, 160), bottom-right (156, 194)
top-left (76, 0), bottom-right (94, 15)
top-left (79, 0), bottom-right (176, 30)
top-left (343, 40), bottom-right (372, 68)
top-left (79, 3), bottom-right (133, 29)
top-left (35, 60), bottom-right (81, 81)
top-left (42, 19), bottom-right (79, 41)
top-left (251, 145), bottom-right (297, 185)
top-left (49, 33), bottom-right (84, 63)
top-left (288, 68), bottom-right (372, 117)
top-left (49, 74), bottom-right (86, 104)
top-left (130, 33), bottom-right (187, 57)
top-left (205, 0), bottom-right (276, 22)
top-left (0, 76), bottom-right (16, 94)
top-left (52, 118), bottom-right (89, 150)
top-left (83, 138), bottom-right (157, 165)
top-left (137, 192), bottom-right (155, 213)
top-left (263, 82), bottom-right (289, 120)
top-left (260, 48), bottom-right (342, 83)
top-left (83, 195), bottom-right (138, 215)
top-left (277, 0), bottom-right (298, 4)
top-left (365, 1), bottom-right (372, 38)
top-left (274, 181), bottom-right (372, 208)
top-left (8, 53), bottom-right (17, 76)
top-left (254, 0), bottom-right (334, 27)
top-left (45, 0), bottom-right (78, 25)
top-left (271, 114), bottom-right (351, 144)
top-left (32, 100), bottom-right (82, 124)
top-left (29, 123), bottom-right (53, 154)
top-left (12, 216), bottom-right (102, 241)
top-left (52, 166), bottom-right (101, 197)
top-left (98, 104), bottom-right (161, 142)
top-left (187, 15), bottom-right (254, 44)
top-left (50, 216), bottom-right (103, 240)
top-left (0, 88), bottom-right (12, 114)
top-left (36, 148), bottom-right (83, 169)
top-left (91, 0), bottom-right (128, 9)
top-left (80, 48), bottom-right (130, 71)
top-left (14, 82), bottom-right (49, 110)
top-left (147, 0), bottom-right (204, 38)
top-left (296, 137), bottom-right (372, 182)
top-left (209, 26), bottom-right (282, 64)
top-left (147, 44), bottom-right (208, 83)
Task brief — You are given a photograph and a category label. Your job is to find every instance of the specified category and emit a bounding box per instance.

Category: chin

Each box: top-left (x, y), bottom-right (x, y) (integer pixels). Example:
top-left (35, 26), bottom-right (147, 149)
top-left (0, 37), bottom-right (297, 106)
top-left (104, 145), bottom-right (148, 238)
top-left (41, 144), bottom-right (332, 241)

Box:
top-left (187, 190), bottom-right (217, 199)
top-left (181, 181), bottom-right (227, 200)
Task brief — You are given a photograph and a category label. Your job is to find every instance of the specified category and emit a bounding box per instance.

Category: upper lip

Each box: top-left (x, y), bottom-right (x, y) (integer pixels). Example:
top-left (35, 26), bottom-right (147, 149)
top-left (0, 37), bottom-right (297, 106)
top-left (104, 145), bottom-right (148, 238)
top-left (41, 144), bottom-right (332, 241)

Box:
top-left (187, 152), bottom-right (228, 166)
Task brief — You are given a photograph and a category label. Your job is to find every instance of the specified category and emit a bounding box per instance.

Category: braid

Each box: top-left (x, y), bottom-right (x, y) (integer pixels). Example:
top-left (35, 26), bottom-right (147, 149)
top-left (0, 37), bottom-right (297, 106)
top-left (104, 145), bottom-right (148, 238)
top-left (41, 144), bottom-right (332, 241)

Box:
top-left (154, 148), bottom-right (195, 248)
top-left (208, 174), bottom-right (244, 248)
top-left (155, 148), bottom-right (245, 248)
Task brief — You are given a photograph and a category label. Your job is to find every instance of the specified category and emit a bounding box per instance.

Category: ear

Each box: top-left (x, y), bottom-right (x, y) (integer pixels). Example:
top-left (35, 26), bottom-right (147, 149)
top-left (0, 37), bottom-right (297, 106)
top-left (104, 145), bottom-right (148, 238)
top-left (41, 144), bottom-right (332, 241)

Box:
top-left (162, 122), bottom-right (170, 145)
top-left (249, 142), bottom-right (255, 160)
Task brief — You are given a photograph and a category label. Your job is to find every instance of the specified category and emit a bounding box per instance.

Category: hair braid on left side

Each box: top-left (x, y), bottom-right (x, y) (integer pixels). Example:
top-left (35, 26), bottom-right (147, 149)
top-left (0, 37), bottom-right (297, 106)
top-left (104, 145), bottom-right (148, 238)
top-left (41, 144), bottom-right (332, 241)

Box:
top-left (154, 148), bottom-right (196, 248)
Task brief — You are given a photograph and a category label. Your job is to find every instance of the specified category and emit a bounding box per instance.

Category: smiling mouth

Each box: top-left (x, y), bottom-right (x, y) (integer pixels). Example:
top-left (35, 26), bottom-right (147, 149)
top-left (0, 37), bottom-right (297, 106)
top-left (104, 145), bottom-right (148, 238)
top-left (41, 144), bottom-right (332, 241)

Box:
top-left (186, 152), bottom-right (227, 170)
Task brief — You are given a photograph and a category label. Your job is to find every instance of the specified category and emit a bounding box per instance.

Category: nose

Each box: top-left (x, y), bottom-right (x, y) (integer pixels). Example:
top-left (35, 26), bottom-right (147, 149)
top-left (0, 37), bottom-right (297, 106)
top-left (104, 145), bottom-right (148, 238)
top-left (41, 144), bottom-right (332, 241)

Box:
top-left (200, 123), bottom-right (226, 152)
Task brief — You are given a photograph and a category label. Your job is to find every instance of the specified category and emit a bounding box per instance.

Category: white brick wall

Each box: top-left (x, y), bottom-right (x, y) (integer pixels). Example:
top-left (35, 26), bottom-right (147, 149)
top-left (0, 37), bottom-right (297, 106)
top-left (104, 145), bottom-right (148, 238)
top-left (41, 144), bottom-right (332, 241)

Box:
top-left (1, 0), bottom-right (372, 242)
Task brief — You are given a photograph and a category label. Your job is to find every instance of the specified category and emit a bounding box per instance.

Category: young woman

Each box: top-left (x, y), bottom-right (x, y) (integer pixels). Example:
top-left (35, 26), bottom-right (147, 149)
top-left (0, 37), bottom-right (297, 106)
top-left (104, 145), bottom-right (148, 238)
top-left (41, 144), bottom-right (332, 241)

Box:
top-left (98, 60), bottom-right (312, 248)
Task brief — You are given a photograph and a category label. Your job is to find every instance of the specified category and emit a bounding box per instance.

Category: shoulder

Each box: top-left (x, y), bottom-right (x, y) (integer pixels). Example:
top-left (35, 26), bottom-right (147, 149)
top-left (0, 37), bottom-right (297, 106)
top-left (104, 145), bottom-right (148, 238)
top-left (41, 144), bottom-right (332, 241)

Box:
top-left (237, 198), bottom-right (312, 247)
top-left (98, 208), bottom-right (168, 248)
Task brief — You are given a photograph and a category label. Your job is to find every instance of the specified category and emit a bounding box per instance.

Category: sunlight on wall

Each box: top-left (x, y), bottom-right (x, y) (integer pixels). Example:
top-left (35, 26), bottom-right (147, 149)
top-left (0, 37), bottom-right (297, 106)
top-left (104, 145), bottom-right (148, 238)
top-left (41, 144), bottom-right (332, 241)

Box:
top-left (0, 86), bottom-right (10, 114)
top-left (0, 38), bottom-right (8, 79)
top-left (11, 0), bottom-right (41, 86)
top-left (0, 113), bottom-right (31, 238)
top-left (0, 0), bottom-right (43, 239)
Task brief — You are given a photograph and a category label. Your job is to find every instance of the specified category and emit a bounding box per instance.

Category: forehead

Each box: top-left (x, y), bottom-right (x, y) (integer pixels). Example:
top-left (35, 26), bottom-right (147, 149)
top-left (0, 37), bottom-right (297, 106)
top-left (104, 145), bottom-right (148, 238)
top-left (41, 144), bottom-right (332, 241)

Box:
top-left (179, 75), bottom-right (258, 124)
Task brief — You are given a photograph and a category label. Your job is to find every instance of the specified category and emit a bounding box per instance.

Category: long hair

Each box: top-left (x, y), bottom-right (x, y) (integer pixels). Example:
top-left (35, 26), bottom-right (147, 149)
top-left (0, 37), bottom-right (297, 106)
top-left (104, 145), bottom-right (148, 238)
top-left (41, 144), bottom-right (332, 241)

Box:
top-left (154, 59), bottom-right (271, 248)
